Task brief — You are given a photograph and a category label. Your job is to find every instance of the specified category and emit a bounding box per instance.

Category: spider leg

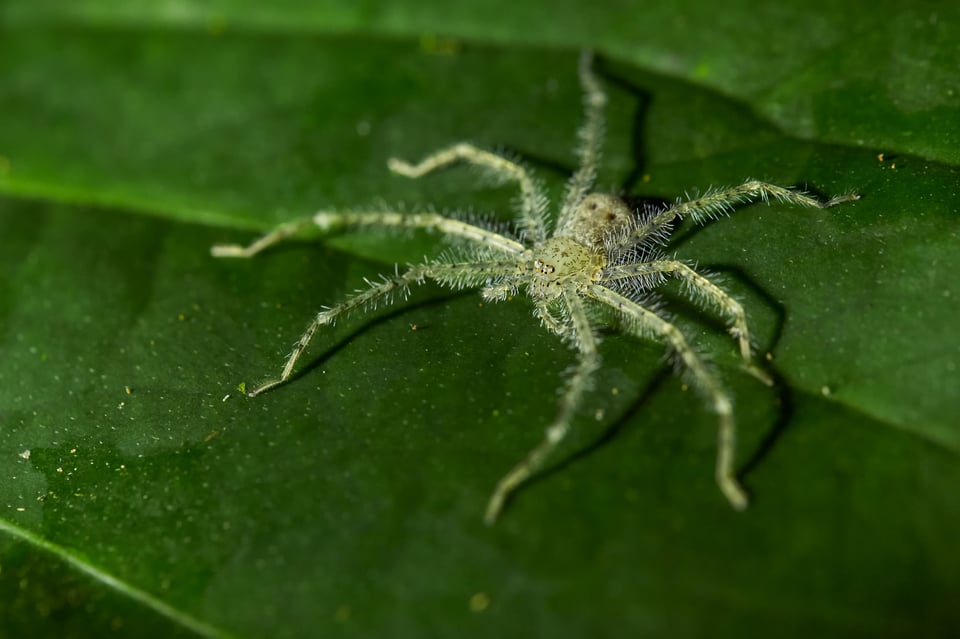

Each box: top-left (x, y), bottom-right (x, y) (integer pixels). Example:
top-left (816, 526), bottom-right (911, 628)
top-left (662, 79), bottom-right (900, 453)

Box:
top-left (480, 282), bottom-right (514, 302)
top-left (586, 284), bottom-right (749, 511)
top-left (599, 260), bottom-right (773, 385)
top-left (557, 50), bottom-right (607, 232)
top-left (388, 142), bottom-right (548, 242)
top-left (210, 219), bottom-right (317, 258)
top-left (626, 179), bottom-right (860, 246)
top-left (485, 284), bottom-right (599, 524)
top-left (212, 209), bottom-right (525, 258)
top-left (248, 260), bottom-right (523, 397)
top-left (532, 299), bottom-right (567, 336)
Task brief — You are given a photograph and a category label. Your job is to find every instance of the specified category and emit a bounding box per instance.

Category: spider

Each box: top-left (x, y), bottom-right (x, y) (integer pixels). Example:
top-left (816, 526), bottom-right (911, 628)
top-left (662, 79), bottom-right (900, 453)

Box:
top-left (212, 51), bottom-right (858, 524)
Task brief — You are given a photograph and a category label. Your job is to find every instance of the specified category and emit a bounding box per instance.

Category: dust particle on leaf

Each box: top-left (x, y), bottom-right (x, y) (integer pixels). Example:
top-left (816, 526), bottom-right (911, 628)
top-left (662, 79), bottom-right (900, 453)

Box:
top-left (469, 591), bottom-right (491, 612)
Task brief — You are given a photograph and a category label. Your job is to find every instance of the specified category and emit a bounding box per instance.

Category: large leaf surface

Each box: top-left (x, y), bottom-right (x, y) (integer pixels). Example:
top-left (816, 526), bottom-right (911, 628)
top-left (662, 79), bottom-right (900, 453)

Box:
top-left (0, 3), bottom-right (958, 638)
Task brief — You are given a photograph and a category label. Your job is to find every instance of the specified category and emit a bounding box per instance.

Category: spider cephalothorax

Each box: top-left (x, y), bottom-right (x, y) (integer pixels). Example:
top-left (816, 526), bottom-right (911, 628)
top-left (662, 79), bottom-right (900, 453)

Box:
top-left (213, 51), bottom-right (858, 523)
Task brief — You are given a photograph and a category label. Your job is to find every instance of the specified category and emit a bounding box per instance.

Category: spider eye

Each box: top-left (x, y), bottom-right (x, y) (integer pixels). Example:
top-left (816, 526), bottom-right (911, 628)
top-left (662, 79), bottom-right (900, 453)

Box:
top-left (534, 259), bottom-right (556, 275)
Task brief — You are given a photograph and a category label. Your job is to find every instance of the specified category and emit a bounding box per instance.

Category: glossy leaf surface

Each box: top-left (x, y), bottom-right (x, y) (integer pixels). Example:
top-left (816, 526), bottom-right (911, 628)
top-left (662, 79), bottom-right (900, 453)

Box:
top-left (0, 4), bottom-right (958, 637)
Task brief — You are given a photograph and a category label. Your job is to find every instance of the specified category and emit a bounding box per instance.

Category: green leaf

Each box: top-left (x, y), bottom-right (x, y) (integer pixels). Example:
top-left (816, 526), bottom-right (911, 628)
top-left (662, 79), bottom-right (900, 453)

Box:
top-left (1, 3), bottom-right (959, 638)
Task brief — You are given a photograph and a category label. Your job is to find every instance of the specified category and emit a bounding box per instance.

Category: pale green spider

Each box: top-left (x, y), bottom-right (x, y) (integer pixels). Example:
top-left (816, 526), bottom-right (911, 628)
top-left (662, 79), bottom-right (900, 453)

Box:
top-left (213, 52), bottom-right (858, 524)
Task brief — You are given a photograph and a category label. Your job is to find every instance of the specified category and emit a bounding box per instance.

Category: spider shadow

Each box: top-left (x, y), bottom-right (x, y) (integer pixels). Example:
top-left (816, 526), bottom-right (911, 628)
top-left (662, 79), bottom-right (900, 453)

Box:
top-left (660, 262), bottom-right (788, 363)
top-left (603, 263), bottom-right (792, 490)
top-left (502, 54), bottom-right (655, 198)
top-left (635, 266), bottom-right (797, 480)
top-left (601, 59), bottom-right (657, 196)
top-left (526, 342), bottom-right (795, 508)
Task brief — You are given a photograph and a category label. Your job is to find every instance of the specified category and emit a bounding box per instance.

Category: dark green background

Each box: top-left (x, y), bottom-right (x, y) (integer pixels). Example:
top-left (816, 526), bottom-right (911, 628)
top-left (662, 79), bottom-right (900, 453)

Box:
top-left (0, 2), bottom-right (958, 637)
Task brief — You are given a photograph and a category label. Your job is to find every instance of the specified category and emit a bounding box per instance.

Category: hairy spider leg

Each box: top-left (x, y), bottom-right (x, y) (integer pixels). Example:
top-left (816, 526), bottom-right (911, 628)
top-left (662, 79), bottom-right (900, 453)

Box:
top-left (485, 283), bottom-right (600, 524)
top-left (388, 142), bottom-right (549, 243)
top-left (248, 259), bottom-right (523, 396)
top-left (212, 209), bottom-right (526, 259)
top-left (624, 179), bottom-right (861, 248)
top-left (586, 284), bottom-right (748, 510)
top-left (212, 211), bottom-right (526, 395)
top-left (557, 49), bottom-right (607, 233)
top-left (310, 210), bottom-right (526, 254)
top-left (600, 260), bottom-right (773, 385)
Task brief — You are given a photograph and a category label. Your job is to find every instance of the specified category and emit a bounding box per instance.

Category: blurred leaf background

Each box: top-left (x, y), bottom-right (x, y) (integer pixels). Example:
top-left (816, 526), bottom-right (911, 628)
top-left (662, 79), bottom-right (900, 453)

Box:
top-left (0, 1), bottom-right (958, 637)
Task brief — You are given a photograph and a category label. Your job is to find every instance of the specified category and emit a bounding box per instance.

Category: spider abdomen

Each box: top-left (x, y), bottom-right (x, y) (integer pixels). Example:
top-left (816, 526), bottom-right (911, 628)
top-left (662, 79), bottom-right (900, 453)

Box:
top-left (564, 193), bottom-right (634, 248)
